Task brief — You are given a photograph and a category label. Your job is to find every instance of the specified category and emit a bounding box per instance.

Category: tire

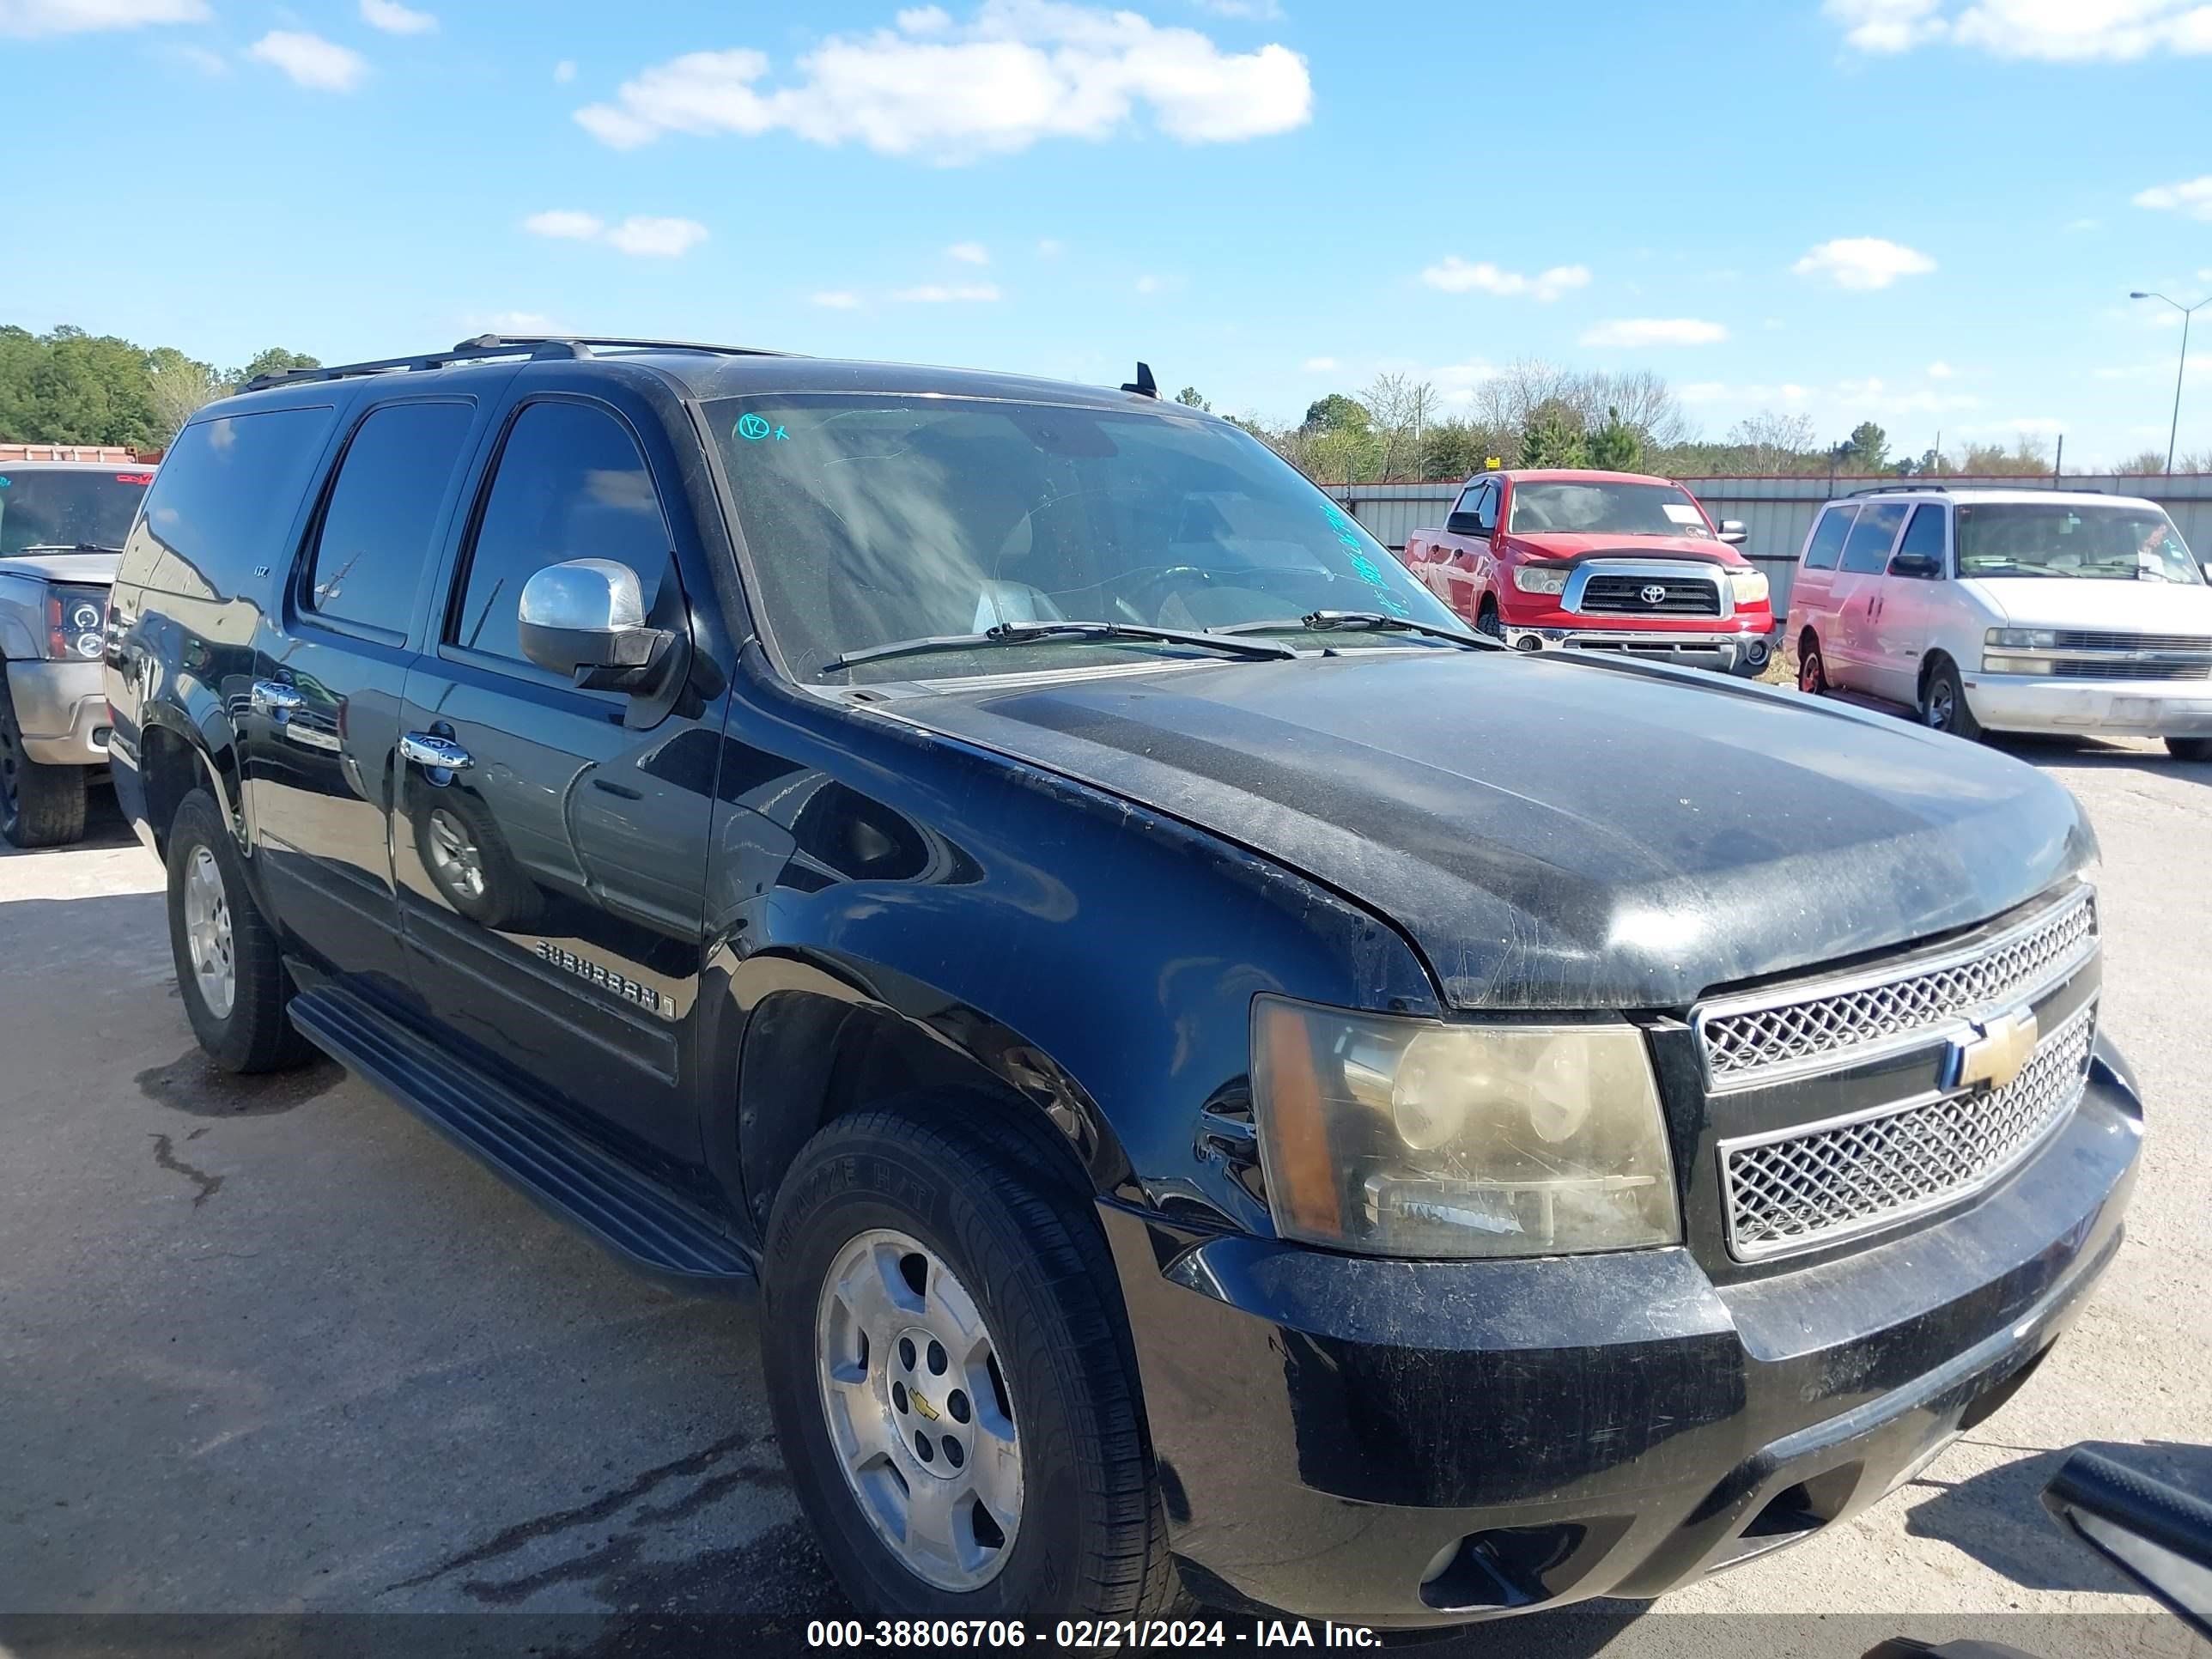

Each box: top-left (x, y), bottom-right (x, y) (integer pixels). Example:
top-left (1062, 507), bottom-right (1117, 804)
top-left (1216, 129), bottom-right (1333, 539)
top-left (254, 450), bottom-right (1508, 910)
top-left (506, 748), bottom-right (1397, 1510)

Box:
top-left (1920, 656), bottom-right (1983, 741)
top-left (0, 678), bottom-right (88, 848)
top-left (762, 1101), bottom-right (1180, 1624)
top-left (2169, 737), bottom-right (2212, 763)
top-left (1476, 599), bottom-right (1504, 641)
top-left (1796, 634), bottom-right (1828, 696)
top-left (166, 789), bottom-right (316, 1073)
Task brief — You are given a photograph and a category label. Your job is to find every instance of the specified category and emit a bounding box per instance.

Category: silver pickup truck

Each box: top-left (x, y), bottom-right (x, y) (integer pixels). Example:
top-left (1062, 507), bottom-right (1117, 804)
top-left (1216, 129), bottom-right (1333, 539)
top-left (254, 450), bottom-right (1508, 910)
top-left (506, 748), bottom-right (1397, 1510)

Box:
top-left (0, 459), bottom-right (155, 845)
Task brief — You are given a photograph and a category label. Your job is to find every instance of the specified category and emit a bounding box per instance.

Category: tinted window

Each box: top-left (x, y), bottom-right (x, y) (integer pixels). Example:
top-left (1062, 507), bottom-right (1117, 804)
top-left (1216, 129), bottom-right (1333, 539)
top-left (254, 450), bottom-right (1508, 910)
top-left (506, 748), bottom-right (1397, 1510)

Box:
top-left (1838, 501), bottom-right (1908, 574)
top-left (452, 402), bottom-right (669, 664)
top-left (1473, 483), bottom-right (1498, 532)
top-left (305, 402), bottom-right (475, 635)
top-left (1891, 504), bottom-right (1946, 574)
top-left (0, 468), bottom-right (149, 558)
top-left (1802, 507), bottom-right (1853, 570)
top-left (1452, 484), bottom-right (1480, 517)
top-left (126, 407), bottom-right (334, 599)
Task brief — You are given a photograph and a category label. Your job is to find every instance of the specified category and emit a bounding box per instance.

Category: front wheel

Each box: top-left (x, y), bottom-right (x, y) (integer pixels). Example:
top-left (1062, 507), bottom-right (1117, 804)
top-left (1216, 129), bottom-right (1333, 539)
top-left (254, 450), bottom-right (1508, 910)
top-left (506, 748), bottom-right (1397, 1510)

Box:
top-left (1475, 600), bottom-right (1504, 641)
top-left (0, 679), bottom-right (88, 848)
top-left (1921, 658), bottom-right (1983, 740)
top-left (2168, 736), bottom-right (2212, 763)
top-left (762, 1102), bottom-right (1179, 1622)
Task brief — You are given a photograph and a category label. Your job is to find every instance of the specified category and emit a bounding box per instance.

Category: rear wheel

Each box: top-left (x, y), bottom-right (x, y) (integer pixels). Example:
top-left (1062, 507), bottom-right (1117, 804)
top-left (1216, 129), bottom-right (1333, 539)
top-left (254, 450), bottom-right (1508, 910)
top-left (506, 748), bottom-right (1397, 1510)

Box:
top-left (1920, 657), bottom-right (1983, 740)
top-left (0, 679), bottom-right (88, 848)
top-left (2168, 737), bottom-right (2212, 763)
top-left (166, 789), bottom-right (316, 1073)
top-left (1796, 634), bottom-right (1828, 696)
top-left (763, 1101), bottom-right (1179, 1623)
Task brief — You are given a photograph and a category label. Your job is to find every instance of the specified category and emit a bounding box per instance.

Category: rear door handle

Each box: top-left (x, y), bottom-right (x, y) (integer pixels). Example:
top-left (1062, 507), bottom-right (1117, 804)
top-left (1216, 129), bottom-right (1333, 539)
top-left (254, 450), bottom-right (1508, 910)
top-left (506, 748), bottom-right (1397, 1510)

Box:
top-left (398, 732), bottom-right (473, 771)
top-left (252, 679), bottom-right (304, 715)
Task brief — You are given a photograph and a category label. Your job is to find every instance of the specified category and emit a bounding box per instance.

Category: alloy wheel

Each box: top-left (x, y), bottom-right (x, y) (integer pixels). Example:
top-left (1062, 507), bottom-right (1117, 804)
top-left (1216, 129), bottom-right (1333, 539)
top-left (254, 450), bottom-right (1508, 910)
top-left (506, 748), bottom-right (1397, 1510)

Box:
top-left (181, 845), bottom-right (236, 1018)
top-left (814, 1228), bottom-right (1023, 1592)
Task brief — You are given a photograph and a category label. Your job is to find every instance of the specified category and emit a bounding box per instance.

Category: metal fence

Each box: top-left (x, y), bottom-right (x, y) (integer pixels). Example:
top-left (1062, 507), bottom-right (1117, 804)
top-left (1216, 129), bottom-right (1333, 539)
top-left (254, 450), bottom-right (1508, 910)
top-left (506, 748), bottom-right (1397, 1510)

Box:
top-left (1325, 475), bottom-right (2212, 624)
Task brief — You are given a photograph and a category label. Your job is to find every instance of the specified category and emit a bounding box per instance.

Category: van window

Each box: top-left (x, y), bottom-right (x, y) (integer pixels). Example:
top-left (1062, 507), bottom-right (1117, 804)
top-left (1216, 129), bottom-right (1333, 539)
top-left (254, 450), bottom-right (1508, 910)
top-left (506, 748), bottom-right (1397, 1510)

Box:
top-left (450, 401), bottom-right (670, 666)
top-left (1890, 504), bottom-right (1947, 574)
top-left (127, 406), bottom-right (335, 600)
top-left (1838, 501), bottom-right (1908, 574)
top-left (305, 402), bottom-right (476, 636)
top-left (1802, 507), bottom-right (1854, 570)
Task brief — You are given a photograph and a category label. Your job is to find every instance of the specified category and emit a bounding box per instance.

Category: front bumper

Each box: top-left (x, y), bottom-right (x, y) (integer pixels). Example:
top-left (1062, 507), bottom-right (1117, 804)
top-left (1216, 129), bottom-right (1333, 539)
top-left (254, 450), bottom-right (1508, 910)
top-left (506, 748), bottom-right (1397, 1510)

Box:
top-left (4, 659), bottom-right (110, 766)
top-left (1504, 626), bottom-right (1773, 677)
top-left (1103, 1046), bottom-right (2141, 1627)
top-left (1963, 672), bottom-right (2212, 738)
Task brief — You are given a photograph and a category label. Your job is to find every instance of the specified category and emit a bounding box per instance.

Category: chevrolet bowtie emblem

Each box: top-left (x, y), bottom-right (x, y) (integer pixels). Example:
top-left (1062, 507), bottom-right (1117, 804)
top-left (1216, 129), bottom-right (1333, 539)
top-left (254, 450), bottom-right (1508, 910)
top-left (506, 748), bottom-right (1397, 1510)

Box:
top-left (1944, 1006), bottom-right (2039, 1093)
top-left (909, 1389), bottom-right (941, 1423)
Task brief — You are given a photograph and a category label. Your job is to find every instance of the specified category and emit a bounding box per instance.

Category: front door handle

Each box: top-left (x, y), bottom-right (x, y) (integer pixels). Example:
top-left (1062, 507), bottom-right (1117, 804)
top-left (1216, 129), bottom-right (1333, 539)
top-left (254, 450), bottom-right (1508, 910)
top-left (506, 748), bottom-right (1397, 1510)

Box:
top-left (252, 679), bottom-right (304, 715)
top-left (399, 732), bottom-right (473, 771)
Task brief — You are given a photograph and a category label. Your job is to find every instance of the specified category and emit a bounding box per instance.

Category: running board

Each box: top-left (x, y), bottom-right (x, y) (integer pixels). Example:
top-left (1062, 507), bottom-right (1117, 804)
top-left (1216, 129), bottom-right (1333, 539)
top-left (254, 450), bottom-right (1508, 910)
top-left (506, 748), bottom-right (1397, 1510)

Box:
top-left (289, 986), bottom-right (757, 1295)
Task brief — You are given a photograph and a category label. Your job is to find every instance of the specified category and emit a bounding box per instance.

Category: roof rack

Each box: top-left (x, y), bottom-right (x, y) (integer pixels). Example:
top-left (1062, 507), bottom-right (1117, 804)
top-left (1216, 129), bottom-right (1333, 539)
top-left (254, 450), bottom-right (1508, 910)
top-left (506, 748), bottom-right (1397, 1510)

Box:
top-left (1845, 483), bottom-right (1943, 497)
top-left (245, 334), bottom-right (794, 392)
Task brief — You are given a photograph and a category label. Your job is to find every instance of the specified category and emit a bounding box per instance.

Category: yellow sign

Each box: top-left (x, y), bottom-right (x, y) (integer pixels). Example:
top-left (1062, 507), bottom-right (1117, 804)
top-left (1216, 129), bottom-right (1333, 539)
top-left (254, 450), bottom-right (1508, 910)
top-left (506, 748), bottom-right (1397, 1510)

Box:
top-left (1485, 457), bottom-right (1503, 470)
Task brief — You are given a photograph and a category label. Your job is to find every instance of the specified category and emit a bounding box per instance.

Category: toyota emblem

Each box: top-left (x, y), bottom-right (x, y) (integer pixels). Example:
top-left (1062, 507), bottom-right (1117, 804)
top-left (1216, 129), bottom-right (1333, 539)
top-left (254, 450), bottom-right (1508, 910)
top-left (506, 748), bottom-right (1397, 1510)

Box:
top-left (1639, 583), bottom-right (1668, 605)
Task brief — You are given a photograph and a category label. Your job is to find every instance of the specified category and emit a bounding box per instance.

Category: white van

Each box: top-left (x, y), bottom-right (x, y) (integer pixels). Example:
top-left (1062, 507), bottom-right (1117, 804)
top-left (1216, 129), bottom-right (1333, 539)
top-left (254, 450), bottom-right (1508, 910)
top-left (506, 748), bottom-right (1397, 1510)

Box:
top-left (1790, 486), bottom-right (2212, 760)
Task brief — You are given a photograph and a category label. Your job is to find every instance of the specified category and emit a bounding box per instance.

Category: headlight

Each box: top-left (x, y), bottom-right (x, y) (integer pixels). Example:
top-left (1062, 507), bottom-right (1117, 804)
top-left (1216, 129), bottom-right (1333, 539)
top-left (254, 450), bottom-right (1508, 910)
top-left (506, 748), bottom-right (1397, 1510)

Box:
top-left (45, 586), bottom-right (108, 661)
top-left (1983, 653), bottom-right (2057, 676)
top-left (1729, 568), bottom-right (1770, 606)
top-left (1512, 565), bottom-right (1570, 595)
top-left (1987, 627), bottom-right (2059, 651)
top-left (1250, 996), bottom-right (1680, 1259)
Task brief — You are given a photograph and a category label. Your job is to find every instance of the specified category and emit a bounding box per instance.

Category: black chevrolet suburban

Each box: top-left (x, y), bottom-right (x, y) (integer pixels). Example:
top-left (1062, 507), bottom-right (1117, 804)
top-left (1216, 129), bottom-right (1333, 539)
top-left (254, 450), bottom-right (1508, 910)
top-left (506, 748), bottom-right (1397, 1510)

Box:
top-left (105, 337), bottom-right (2141, 1628)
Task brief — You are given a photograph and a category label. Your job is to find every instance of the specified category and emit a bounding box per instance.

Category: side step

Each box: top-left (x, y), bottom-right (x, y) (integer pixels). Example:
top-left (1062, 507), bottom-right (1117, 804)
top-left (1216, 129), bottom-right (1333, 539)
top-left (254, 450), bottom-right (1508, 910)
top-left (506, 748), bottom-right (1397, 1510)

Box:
top-left (289, 986), bottom-right (757, 1295)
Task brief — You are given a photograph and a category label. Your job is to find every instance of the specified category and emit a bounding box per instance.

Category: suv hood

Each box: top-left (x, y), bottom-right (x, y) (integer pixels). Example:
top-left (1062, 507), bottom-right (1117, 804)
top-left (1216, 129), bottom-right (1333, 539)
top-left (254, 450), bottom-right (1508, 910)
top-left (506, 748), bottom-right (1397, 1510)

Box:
top-left (1966, 576), bottom-right (2212, 630)
top-left (1513, 532), bottom-right (1747, 567)
top-left (899, 651), bottom-right (2093, 1010)
top-left (0, 550), bottom-right (120, 585)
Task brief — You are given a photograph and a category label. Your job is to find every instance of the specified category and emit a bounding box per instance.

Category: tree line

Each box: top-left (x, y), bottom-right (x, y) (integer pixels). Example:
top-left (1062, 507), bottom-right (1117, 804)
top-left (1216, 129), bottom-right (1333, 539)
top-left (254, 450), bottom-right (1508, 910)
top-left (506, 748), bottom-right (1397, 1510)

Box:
top-left (1182, 362), bottom-right (2210, 484)
top-left (0, 325), bottom-right (321, 451)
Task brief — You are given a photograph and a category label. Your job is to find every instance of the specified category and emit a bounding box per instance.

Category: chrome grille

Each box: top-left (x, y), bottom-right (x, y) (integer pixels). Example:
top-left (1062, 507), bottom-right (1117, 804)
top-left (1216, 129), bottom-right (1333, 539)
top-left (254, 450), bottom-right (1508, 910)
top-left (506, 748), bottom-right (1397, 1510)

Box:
top-left (1697, 889), bottom-right (2096, 1087)
top-left (1580, 574), bottom-right (1721, 616)
top-left (2046, 659), bottom-right (2212, 682)
top-left (2053, 629), bottom-right (2212, 653)
top-left (1718, 1000), bottom-right (2096, 1260)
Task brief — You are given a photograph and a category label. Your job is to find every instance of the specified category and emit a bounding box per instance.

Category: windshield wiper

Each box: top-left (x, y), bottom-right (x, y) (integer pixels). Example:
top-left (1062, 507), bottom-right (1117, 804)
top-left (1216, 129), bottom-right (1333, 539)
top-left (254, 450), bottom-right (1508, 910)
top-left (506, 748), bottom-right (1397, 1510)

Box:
top-left (822, 619), bottom-right (1299, 673)
top-left (1213, 610), bottom-right (1498, 649)
top-left (9, 542), bottom-right (126, 556)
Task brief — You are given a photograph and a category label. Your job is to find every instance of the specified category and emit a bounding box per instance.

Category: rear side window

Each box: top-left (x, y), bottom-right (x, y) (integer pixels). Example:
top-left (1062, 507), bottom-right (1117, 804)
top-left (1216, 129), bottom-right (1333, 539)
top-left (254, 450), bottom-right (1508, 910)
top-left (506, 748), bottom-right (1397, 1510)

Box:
top-left (127, 406), bottom-right (335, 599)
top-left (451, 402), bottom-right (670, 665)
top-left (1802, 507), bottom-right (1853, 570)
top-left (1891, 504), bottom-right (1947, 574)
top-left (304, 401), bottom-right (476, 636)
top-left (1838, 501), bottom-right (1908, 574)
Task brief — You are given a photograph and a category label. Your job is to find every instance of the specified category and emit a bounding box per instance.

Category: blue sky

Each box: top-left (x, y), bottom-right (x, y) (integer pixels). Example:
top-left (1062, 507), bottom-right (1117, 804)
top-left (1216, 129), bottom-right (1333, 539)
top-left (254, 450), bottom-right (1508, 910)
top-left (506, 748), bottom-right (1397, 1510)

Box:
top-left (6, 0), bottom-right (2209, 465)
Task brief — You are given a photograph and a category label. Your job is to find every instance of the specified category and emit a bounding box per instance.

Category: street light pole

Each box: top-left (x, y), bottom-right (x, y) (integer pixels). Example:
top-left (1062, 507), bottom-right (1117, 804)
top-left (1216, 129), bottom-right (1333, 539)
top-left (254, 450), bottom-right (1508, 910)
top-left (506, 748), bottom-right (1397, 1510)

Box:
top-left (2131, 290), bottom-right (2210, 473)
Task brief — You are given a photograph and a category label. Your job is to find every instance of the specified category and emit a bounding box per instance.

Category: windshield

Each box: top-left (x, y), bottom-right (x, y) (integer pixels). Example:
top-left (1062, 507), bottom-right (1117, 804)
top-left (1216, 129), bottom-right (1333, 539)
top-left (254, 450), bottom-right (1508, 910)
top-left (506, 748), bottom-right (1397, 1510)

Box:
top-left (1508, 480), bottom-right (1712, 538)
top-left (1955, 502), bottom-right (2202, 584)
top-left (708, 394), bottom-right (1461, 683)
top-left (0, 466), bottom-right (152, 558)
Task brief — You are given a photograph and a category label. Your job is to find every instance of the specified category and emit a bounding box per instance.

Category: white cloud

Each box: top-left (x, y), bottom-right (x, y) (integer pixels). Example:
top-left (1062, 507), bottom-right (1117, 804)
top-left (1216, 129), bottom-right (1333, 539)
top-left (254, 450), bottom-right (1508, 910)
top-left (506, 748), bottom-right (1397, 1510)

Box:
top-left (1426, 360), bottom-right (1503, 405)
top-left (523, 209), bottom-right (605, 240)
top-left (361, 0), bottom-right (434, 34)
top-left (247, 30), bottom-right (370, 90)
top-left (2065, 216), bottom-right (2100, 232)
top-left (2134, 175), bottom-right (2212, 220)
top-left (1792, 236), bottom-right (1936, 289)
top-left (945, 240), bottom-right (990, 264)
top-left (170, 40), bottom-right (226, 72)
top-left (1831, 0), bottom-right (2212, 58)
top-left (1301, 356), bottom-right (1338, 372)
top-left (574, 3), bottom-right (1313, 161)
top-left (1134, 274), bottom-right (1181, 295)
top-left (890, 283), bottom-right (1001, 302)
top-left (1676, 380), bottom-right (1810, 407)
top-left (2000, 416), bottom-right (2065, 434)
top-left (0, 0), bottom-right (205, 37)
top-left (1928, 360), bottom-right (1954, 378)
top-left (1580, 318), bottom-right (1728, 347)
top-left (482, 311), bottom-right (556, 333)
top-left (811, 291), bottom-right (864, 309)
top-left (1036, 238), bottom-right (1064, 257)
top-left (1418, 257), bottom-right (1591, 301)
top-left (554, 58), bottom-right (577, 82)
top-left (1191, 0), bottom-right (1284, 16)
top-left (605, 216), bottom-right (709, 258)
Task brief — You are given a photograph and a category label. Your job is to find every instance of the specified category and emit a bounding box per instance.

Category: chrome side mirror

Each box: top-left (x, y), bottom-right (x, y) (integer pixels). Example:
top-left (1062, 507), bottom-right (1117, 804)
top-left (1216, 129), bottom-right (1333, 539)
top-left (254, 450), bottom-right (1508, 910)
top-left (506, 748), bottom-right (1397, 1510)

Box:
top-left (1718, 520), bottom-right (1748, 545)
top-left (517, 559), bottom-right (674, 690)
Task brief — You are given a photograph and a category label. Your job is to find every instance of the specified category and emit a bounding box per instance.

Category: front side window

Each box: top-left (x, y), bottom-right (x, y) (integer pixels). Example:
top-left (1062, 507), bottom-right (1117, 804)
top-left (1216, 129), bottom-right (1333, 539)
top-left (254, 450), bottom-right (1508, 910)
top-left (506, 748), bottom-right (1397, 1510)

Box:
top-left (452, 402), bottom-right (671, 664)
top-left (1955, 502), bottom-right (2202, 585)
top-left (708, 394), bottom-right (1462, 683)
top-left (1890, 503), bottom-right (1947, 574)
top-left (0, 467), bottom-right (151, 558)
top-left (305, 401), bottom-right (476, 635)
top-left (1802, 507), bottom-right (1854, 570)
top-left (1507, 480), bottom-right (1712, 538)
top-left (1472, 483), bottom-right (1498, 533)
top-left (1838, 501), bottom-right (1908, 574)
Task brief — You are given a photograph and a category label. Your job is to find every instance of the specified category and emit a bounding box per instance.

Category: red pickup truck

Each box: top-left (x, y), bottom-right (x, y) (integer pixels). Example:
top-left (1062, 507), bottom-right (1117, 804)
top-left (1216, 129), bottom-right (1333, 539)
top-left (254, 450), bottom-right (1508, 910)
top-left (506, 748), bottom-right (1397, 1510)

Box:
top-left (1401, 468), bottom-right (1776, 676)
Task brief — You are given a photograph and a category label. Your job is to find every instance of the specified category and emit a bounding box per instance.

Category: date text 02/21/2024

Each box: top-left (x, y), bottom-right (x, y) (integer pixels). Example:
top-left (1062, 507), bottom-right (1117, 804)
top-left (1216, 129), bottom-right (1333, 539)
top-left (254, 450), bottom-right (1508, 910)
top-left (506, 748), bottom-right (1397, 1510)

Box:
top-left (803, 1619), bottom-right (1383, 1649)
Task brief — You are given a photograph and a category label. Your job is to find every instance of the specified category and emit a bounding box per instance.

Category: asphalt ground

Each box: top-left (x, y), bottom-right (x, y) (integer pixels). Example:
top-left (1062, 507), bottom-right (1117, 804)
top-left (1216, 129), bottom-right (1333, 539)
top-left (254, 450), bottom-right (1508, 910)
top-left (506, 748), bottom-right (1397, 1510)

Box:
top-left (3, 726), bottom-right (2208, 1659)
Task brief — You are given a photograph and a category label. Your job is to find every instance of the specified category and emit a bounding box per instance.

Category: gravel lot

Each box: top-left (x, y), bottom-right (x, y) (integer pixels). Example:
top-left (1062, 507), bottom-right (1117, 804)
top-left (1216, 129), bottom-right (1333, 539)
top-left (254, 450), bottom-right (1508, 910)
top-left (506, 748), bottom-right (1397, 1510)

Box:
top-left (3, 726), bottom-right (2208, 1659)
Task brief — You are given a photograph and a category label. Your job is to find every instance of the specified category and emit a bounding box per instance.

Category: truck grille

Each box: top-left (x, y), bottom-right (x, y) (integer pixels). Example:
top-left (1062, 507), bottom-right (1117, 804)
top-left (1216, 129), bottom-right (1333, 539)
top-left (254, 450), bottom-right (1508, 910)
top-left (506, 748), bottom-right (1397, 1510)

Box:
top-left (1579, 574), bottom-right (1721, 616)
top-left (1717, 999), bottom-right (2096, 1260)
top-left (2044, 659), bottom-right (2212, 682)
top-left (2052, 629), bottom-right (2212, 653)
top-left (1695, 888), bottom-right (2096, 1088)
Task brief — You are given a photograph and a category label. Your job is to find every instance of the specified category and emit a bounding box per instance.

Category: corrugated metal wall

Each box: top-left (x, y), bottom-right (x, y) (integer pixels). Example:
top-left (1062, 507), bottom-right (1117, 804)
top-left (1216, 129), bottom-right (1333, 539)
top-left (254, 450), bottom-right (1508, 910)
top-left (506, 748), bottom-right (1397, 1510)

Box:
top-left (1326, 475), bottom-right (2212, 623)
